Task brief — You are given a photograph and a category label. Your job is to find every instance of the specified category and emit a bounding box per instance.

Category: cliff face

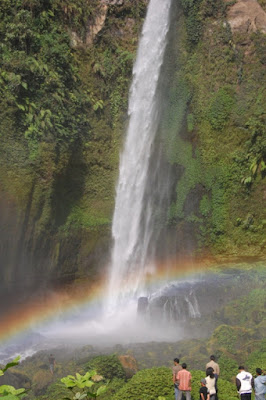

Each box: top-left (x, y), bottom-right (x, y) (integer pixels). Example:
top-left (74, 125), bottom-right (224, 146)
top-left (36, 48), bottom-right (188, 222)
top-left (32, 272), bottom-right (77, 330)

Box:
top-left (0, 0), bottom-right (148, 303)
top-left (0, 0), bottom-right (265, 303)
top-left (163, 0), bottom-right (266, 259)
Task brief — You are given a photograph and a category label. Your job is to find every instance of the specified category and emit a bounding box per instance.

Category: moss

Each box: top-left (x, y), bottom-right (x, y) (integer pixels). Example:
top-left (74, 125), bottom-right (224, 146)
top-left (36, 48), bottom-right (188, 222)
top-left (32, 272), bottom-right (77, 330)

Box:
top-left (172, 1), bottom-right (266, 257)
top-left (223, 289), bottom-right (266, 327)
top-left (208, 324), bottom-right (256, 357)
top-left (208, 87), bottom-right (235, 130)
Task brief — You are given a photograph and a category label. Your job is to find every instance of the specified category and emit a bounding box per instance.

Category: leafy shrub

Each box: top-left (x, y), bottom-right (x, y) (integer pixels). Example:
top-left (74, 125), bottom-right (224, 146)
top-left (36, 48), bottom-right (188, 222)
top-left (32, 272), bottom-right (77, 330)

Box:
top-left (86, 355), bottom-right (126, 381)
top-left (246, 341), bottom-right (266, 375)
top-left (111, 367), bottom-right (173, 400)
top-left (61, 370), bottom-right (107, 400)
top-left (96, 378), bottom-right (125, 399)
top-left (208, 88), bottom-right (235, 130)
top-left (0, 356), bottom-right (27, 399)
top-left (0, 0), bottom-right (94, 145)
top-left (217, 355), bottom-right (238, 382)
top-left (180, 0), bottom-right (203, 47)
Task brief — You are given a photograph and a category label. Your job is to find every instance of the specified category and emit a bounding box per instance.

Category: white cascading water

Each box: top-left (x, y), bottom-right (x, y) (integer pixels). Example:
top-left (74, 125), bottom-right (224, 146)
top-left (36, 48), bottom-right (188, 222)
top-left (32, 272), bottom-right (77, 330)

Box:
top-left (107, 0), bottom-right (173, 309)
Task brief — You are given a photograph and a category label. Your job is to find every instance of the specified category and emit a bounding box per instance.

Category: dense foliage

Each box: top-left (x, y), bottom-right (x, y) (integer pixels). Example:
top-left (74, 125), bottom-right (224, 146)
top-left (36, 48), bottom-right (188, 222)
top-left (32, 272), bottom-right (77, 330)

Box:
top-left (111, 367), bottom-right (173, 400)
top-left (163, 0), bottom-right (266, 255)
top-left (0, 0), bottom-right (147, 288)
top-left (0, 356), bottom-right (27, 400)
top-left (85, 355), bottom-right (126, 381)
top-left (0, 0), bottom-right (95, 149)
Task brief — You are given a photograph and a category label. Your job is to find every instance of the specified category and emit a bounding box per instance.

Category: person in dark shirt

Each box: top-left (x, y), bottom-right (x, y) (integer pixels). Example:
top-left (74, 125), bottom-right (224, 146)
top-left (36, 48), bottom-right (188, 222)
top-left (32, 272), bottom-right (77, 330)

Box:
top-left (200, 378), bottom-right (210, 400)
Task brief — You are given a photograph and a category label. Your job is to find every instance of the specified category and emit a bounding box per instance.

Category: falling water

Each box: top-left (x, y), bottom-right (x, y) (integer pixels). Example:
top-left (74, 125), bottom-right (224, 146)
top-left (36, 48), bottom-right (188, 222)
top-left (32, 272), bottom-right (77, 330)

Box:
top-left (107, 0), bottom-right (173, 308)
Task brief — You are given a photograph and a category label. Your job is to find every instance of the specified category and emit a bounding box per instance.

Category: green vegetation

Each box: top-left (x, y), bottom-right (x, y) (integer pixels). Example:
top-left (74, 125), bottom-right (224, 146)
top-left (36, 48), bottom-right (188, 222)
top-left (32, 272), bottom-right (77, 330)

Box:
top-left (112, 367), bottom-right (173, 400)
top-left (0, 356), bottom-right (27, 399)
top-left (61, 370), bottom-right (108, 400)
top-left (0, 1), bottom-right (93, 146)
top-left (223, 289), bottom-right (266, 327)
top-left (0, 0), bottom-right (146, 282)
top-left (85, 355), bottom-right (126, 381)
top-left (161, 0), bottom-right (266, 256)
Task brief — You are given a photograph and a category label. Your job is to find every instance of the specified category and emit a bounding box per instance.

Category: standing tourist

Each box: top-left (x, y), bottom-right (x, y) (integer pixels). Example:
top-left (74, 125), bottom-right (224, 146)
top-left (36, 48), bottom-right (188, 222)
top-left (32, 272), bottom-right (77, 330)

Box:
top-left (254, 368), bottom-right (266, 400)
top-left (48, 353), bottom-right (56, 375)
top-left (205, 367), bottom-right (216, 400)
top-left (236, 366), bottom-right (254, 400)
top-left (206, 355), bottom-right (220, 399)
top-left (206, 355), bottom-right (220, 377)
top-left (176, 363), bottom-right (192, 400)
top-left (173, 358), bottom-right (182, 400)
top-left (199, 378), bottom-right (210, 400)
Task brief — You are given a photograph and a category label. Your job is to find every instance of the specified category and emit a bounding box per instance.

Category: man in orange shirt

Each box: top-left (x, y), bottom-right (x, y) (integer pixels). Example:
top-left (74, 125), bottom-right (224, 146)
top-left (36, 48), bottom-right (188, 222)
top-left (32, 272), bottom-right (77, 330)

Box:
top-left (176, 363), bottom-right (192, 400)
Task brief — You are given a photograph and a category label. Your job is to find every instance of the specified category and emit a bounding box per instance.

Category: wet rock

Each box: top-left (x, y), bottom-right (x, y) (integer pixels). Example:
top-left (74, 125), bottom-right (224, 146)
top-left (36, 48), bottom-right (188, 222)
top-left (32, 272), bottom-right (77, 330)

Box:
top-left (137, 297), bottom-right (149, 315)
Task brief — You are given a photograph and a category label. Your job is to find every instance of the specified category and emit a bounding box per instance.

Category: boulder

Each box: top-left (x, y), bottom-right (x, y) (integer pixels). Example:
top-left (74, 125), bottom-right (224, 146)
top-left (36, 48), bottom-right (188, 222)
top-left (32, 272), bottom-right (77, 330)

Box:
top-left (118, 355), bottom-right (138, 378)
top-left (227, 0), bottom-right (266, 34)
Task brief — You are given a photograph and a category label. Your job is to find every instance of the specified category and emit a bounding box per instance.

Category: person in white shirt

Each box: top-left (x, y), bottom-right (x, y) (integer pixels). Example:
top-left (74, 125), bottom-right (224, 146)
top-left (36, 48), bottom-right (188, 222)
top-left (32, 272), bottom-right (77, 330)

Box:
top-left (236, 366), bottom-right (254, 400)
top-left (206, 355), bottom-right (219, 399)
top-left (205, 367), bottom-right (216, 400)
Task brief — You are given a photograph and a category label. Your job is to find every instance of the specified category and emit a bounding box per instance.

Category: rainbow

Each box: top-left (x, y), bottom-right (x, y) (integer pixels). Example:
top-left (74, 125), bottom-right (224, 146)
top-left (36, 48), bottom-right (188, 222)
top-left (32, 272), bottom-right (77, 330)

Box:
top-left (0, 256), bottom-right (254, 344)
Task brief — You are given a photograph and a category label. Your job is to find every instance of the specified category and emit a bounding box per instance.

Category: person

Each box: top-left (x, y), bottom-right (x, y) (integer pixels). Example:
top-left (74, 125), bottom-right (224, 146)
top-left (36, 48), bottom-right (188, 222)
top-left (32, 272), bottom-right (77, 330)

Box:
top-left (173, 358), bottom-right (182, 400)
top-left (206, 355), bottom-right (219, 399)
top-left (205, 367), bottom-right (216, 400)
top-left (236, 366), bottom-right (254, 400)
top-left (254, 368), bottom-right (266, 400)
top-left (199, 378), bottom-right (210, 400)
top-left (48, 353), bottom-right (55, 375)
top-left (176, 363), bottom-right (192, 400)
top-left (206, 355), bottom-right (220, 377)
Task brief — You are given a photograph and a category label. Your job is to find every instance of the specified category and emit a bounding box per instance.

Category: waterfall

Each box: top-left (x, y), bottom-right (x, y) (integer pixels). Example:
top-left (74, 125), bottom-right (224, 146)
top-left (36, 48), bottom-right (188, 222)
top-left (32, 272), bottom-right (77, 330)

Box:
top-left (185, 293), bottom-right (201, 319)
top-left (107, 0), bottom-right (173, 308)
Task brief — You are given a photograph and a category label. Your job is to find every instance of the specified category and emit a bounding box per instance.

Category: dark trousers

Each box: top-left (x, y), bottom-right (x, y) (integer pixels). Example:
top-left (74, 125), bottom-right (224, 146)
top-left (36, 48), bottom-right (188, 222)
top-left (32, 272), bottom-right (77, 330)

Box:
top-left (240, 394), bottom-right (251, 400)
top-left (214, 374), bottom-right (218, 400)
